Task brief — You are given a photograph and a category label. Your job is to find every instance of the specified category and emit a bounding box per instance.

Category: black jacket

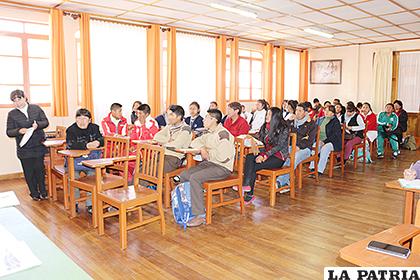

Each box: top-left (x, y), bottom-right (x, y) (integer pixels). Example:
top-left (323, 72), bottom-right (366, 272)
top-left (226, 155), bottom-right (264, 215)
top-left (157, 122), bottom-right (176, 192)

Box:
top-left (291, 119), bottom-right (317, 150)
top-left (185, 115), bottom-right (204, 130)
top-left (6, 104), bottom-right (49, 159)
top-left (66, 123), bottom-right (104, 150)
top-left (396, 109), bottom-right (408, 133)
top-left (324, 116), bottom-right (342, 151)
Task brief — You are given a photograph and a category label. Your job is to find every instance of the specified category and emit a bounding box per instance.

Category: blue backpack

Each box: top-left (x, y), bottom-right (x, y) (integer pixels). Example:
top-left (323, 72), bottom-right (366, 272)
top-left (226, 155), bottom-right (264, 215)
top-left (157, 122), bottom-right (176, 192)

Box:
top-left (171, 182), bottom-right (192, 230)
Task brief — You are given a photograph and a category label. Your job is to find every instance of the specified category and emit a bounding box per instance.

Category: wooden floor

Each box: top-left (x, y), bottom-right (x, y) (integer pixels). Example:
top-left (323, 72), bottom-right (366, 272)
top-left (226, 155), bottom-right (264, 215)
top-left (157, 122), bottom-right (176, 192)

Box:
top-left (1, 150), bottom-right (419, 280)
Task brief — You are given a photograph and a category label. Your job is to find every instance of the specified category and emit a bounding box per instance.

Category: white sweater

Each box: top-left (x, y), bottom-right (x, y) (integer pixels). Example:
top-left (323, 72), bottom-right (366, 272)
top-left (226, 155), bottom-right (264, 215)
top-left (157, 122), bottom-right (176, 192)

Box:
top-left (250, 109), bottom-right (267, 132)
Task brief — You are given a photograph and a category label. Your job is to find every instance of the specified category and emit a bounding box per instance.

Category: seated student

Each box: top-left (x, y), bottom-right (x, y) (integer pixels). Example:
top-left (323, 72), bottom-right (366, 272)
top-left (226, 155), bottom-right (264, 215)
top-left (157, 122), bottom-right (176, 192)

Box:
top-left (155, 111), bottom-right (168, 128)
top-left (130, 101), bottom-right (142, 125)
top-left (281, 99), bottom-right (289, 119)
top-left (277, 102), bottom-right (317, 189)
top-left (343, 103), bottom-right (365, 161)
top-left (209, 101), bottom-right (218, 110)
top-left (241, 107), bottom-right (289, 204)
top-left (223, 102), bottom-right (250, 137)
top-left (179, 109), bottom-right (235, 227)
top-left (127, 104), bottom-right (160, 180)
top-left (310, 105), bottom-right (342, 175)
top-left (185, 101), bottom-right (204, 131)
top-left (324, 100), bottom-right (331, 107)
top-left (249, 99), bottom-right (268, 133)
top-left (313, 98), bottom-right (325, 119)
top-left (335, 103), bottom-right (345, 124)
top-left (306, 101), bottom-right (317, 120)
top-left (333, 98), bottom-right (341, 106)
top-left (240, 104), bottom-right (252, 123)
top-left (101, 103), bottom-right (128, 136)
top-left (284, 100), bottom-right (298, 123)
top-left (66, 108), bottom-right (104, 213)
top-left (153, 105), bottom-right (192, 173)
top-left (356, 102), bottom-right (363, 112)
top-left (377, 103), bottom-right (399, 159)
top-left (361, 102), bottom-right (378, 143)
top-left (393, 100), bottom-right (408, 145)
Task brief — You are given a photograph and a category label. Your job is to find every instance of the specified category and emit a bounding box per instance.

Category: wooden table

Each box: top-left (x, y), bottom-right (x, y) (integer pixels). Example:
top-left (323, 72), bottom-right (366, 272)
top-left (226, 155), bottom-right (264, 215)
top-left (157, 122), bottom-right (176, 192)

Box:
top-left (385, 180), bottom-right (420, 224)
top-left (0, 207), bottom-right (91, 279)
top-left (339, 224), bottom-right (420, 266)
top-left (43, 139), bottom-right (66, 197)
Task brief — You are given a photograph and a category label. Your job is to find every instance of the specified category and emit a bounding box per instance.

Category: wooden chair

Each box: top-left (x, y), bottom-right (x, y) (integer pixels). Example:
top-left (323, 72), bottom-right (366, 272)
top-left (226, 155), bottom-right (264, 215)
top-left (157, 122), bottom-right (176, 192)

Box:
top-left (256, 133), bottom-right (297, 207)
top-left (351, 130), bottom-right (367, 170)
top-left (297, 127), bottom-right (320, 189)
top-left (203, 137), bottom-right (245, 224)
top-left (328, 124), bottom-right (345, 178)
top-left (50, 142), bottom-right (69, 208)
top-left (96, 143), bottom-right (165, 250)
top-left (67, 136), bottom-right (130, 227)
top-left (55, 125), bottom-right (66, 139)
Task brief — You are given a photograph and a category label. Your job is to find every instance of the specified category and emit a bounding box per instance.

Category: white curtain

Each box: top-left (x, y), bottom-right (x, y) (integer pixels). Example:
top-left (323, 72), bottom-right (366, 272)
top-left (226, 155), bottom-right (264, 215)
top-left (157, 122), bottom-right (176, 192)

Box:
top-left (398, 51), bottom-right (420, 112)
top-left (176, 33), bottom-right (216, 114)
top-left (372, 48), bottom-right (392, 113)
top-left (90, 20), bottom-right (147, 122)
top-left (284, 49), bottom-right (300, 101)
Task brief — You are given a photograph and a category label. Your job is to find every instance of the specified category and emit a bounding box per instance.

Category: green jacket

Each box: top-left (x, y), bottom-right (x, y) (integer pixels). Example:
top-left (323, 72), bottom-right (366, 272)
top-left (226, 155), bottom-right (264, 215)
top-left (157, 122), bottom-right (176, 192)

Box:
top-left (377, 112), bottom-right (398, 132)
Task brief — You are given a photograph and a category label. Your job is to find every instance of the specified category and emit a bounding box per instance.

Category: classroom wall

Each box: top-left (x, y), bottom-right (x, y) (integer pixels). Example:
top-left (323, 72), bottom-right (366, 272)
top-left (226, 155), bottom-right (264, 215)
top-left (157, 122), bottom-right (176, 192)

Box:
top-left (308, 38), bottom-right (420, 107)
top-left (0, 10), bottom-right (80, 176)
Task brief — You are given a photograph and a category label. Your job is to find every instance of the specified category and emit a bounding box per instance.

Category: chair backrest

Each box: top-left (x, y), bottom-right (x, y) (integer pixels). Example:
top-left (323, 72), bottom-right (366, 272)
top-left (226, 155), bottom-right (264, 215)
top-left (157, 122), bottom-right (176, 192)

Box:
top-left (340, 124), bottom-right (346, 154)
top-left (313, 126), bottom-right (321, 156)
top-left (104, 136), bottom-right (130, 158)
top-left (233, 137), bottom-right (245, 177)
top-left (55, 126), bottom-right (66, 139)
top-left (134, 143), bottom-right (165, 194)
top-left (289, 133), bottom-right (297, 169)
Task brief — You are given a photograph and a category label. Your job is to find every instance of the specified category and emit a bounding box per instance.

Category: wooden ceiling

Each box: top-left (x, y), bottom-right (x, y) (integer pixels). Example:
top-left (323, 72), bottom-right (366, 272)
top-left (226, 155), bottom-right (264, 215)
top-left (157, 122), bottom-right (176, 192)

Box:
top-left (5, 0), bottom-right (420, 49)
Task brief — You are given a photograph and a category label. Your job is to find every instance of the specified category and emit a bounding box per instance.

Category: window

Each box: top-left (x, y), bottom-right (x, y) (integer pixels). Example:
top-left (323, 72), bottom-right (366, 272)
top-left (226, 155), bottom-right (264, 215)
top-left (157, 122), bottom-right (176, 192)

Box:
top-left (89, 20), bottom-right (148, 121)
top-left (227, 48), bottom-right (263, 102)
top-left (0, 18), bottom-right (50, 106)
top-left (176, 33), bottom-right (216, 113)
top-left (284, 50), bottom-right (300, 101)
top-left (397, 51), bottom-right (420, 112)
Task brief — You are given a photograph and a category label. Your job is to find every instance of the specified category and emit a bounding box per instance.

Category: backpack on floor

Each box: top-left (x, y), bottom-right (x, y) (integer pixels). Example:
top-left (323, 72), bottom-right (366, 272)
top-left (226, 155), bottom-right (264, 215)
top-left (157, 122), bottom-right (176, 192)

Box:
top-left (402, 135), bottom-right (417, 151)
top-left (171, 182), bottom-right (192, 230)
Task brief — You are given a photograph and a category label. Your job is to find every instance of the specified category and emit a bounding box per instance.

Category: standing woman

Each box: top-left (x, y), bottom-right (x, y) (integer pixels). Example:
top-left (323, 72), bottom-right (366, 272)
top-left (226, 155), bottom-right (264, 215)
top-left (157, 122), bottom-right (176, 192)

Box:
top-left (6, 90), bottom-right (49, 201)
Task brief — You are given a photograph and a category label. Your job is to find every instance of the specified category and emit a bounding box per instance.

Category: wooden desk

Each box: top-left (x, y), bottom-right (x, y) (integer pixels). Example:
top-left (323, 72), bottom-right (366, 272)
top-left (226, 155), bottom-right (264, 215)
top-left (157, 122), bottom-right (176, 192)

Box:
top-left (385, 180), bottom-right (420, 224)
top-left (0, 207), bottom-right (91, 280)
top-left (339, 224), bottom-right (420, 267)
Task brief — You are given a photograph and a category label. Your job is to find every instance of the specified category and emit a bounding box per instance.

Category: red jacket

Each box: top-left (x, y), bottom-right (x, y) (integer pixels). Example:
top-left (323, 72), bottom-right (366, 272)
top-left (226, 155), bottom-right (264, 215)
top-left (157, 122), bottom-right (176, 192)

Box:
top-left (223, 116), bottom-right (250, 137)
top-left (361, 111), bottom-right (377, 131)
top-left (101, 113), bottom-right (128, 136)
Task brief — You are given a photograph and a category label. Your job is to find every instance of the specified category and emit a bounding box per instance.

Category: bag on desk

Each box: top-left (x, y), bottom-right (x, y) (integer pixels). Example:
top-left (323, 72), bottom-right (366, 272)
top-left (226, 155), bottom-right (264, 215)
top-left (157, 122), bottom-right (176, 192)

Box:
top-left (65, 150), bottom-right (102, 173)
top-left (171, 182), bottom-right (192, 230)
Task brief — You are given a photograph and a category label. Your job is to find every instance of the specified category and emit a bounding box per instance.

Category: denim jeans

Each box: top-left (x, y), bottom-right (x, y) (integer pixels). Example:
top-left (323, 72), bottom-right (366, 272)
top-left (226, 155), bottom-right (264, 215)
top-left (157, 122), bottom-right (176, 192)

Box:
top-left (277, 147), bottom-right (311, 186)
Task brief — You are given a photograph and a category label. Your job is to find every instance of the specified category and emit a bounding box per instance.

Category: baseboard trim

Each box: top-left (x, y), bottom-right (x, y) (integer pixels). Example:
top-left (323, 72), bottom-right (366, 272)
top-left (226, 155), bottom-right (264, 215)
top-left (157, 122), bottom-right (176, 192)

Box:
top-left (0, 172), bottom-right (24, 181)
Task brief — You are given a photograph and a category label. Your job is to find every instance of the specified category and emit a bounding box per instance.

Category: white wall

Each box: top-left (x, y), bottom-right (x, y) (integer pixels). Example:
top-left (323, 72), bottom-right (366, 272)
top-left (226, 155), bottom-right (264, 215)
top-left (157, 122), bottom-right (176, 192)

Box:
top-left (0, 9), bottom-right (79, 176)
top-left (308, 38), bottom-right (420, 111)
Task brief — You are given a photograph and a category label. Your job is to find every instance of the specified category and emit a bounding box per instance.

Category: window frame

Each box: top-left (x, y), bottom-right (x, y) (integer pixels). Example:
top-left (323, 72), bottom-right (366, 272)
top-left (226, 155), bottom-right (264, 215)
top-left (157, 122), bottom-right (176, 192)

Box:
top-left (0, 18), bottom-right (50, 108)
top-left (226, 48), bottom-right (263, 102)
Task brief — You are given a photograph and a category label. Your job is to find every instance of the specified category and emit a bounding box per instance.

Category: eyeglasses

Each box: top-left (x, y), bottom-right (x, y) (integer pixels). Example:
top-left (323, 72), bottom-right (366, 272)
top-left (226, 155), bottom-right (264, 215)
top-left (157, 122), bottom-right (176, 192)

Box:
top-left (12, 97), bottom-right (22, 102)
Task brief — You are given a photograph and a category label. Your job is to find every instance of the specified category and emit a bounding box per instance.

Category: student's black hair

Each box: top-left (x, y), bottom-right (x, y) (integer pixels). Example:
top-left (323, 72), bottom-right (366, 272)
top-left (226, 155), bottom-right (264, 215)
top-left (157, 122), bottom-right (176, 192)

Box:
top-left (334, 98), bottom-right (340, 103)
top-left (393, 100), bottom-right (403, 108)
top-left (138, 104), bottom-right (151, 115)
top-left (313, 98), bottom-right (320, 103)
top-left (326, 105), bottom-right (336, 114)
top-left (324, 100), bottom-right (331, 106)
top-left (346, 102), bottom-right (357, 113)
top-left (210, 101), bottom-right (218, 107)
top-left (169, 105), bottom-right (185, 119)
top-left (132, 101), bottom-right (142, 109)
top-left (335, 103), bottom-right (346, 114)
top-left (347, 101), bottom-right (355, 108)
top-left (257, 99), bottom-right (269, 111)
top-left (10, 89), bottom-right (25, 101)
top-left (385, 102), bottom-right (394, 109)
top-left (110, 103), bottom-right (122, 111)
top-left (299, 102), bottom-right (311, 112)
top-left (207, 109), bottom-right (223, 124)
top-left (363, 102), bottom-right (373, 112)
top-left (356, 102), bottom-right (363, 109)
top-left (190, 101), bottom-right (200, 113)
top-left (287, 100), bottom-right (298, 113)
top-left (263, 107), bottom-right (288, 144)
top-left (76, 108), bottom-right (92, 119)
top-left (228, 102), bottom-right (242, 115)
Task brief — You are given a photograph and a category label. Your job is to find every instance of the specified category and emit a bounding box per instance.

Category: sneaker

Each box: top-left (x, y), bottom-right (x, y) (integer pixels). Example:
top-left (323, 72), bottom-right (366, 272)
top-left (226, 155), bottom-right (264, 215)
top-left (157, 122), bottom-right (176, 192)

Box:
top-left (397, 150), bottom-right (401, 155)
top-left (31, 196), bottom-right (41, 201)
top-left (392, 152), bottom-right (398, 159)
top-left (40, 194), bottom-right (48, 200)
top-left (173, 176), bottom-right (180, 183)
top-left (377, 154), bottom-right (384, 159)
top-left (244, 194), bottom-right (255, 205)
top-left (279, 188), bottom-right (290, 194)
top-left (87, 206), bottom-right (92, 215)
top-left (232, 186), bottom-right (251, 192)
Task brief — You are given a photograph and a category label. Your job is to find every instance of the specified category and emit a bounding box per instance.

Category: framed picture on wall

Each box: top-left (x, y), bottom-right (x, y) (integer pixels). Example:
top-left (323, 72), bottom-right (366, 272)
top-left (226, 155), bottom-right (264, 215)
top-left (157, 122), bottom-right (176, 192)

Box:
top-left (310, 59), bottom-right (342, 84)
